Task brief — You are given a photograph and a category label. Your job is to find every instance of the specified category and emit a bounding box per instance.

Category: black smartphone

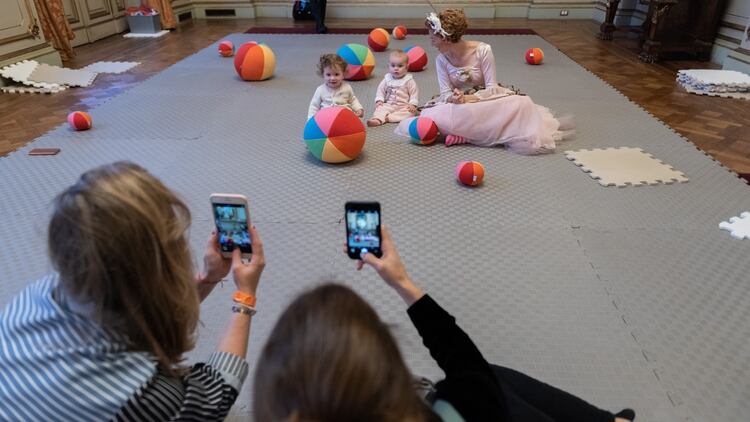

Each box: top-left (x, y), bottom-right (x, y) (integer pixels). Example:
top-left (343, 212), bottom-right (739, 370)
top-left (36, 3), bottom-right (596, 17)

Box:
top-left (345, 201), bottom-right (382, 259)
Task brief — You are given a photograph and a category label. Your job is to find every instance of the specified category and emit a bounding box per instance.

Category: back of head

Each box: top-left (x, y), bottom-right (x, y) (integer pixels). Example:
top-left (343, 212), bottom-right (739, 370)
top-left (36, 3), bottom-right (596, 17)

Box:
top-left (428, 8), bottom-right (468, 43)
top-left (253, 284), bottom-right (431, 422)
top-left (48, 161), bottom-right (198, 373)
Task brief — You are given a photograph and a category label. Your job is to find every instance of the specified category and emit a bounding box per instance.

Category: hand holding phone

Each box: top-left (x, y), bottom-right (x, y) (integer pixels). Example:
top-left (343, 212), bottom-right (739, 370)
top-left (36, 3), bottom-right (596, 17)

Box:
top-left (345, 201), bottom-right (382, 259)
top-left (210, 194), bottom-right (252, 259)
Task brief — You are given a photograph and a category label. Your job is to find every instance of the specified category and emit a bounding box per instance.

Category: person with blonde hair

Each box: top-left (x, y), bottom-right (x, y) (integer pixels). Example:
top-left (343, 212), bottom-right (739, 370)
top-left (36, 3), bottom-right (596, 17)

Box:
top-left (0, 161), bottom-right (266, 421)
top-left (401, 8), bottom-right (573, 154)
top-left (253, 227), bottom-right (635, 422)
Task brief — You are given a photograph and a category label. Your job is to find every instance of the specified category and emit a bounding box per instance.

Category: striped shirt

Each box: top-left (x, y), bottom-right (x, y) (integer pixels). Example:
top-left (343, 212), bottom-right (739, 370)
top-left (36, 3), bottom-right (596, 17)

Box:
top-left (0, 274), bottom-right (248, 421)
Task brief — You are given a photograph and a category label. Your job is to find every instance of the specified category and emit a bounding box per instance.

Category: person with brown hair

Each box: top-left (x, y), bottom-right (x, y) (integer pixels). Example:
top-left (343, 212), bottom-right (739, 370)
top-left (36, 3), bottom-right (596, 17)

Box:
top-left (407, 8), bottom-right (574, 154)
top-left (308, 53), bottom-right (364, 119)
top-left (0, 161), bottom-right (265, 421)
top-left (253, 226), bottom-right (635, 422)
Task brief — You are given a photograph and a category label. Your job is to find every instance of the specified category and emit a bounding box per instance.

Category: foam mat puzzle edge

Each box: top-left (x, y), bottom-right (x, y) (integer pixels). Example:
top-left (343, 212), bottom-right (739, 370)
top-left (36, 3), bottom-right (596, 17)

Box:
top-left (565, 147), bottom-right (689, 187)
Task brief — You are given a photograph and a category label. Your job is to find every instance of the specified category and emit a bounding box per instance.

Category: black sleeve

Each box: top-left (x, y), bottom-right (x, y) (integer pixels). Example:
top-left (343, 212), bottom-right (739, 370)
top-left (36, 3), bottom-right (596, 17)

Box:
top-left (408, 294), bottom-right (507, 420)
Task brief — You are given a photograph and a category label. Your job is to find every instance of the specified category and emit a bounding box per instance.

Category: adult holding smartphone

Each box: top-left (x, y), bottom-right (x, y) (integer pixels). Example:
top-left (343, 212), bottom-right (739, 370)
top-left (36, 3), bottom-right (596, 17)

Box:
top-left (254, 226), bottom-right (635, 421)
top-left (0, 162), bottom-right (265, 421)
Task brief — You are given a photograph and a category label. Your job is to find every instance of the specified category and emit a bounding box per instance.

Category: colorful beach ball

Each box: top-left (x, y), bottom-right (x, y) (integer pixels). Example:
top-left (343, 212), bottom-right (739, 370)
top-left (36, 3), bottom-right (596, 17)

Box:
top-left (408, 117), bottom-right (438, 145)
top-left (456, 161), bottom-right (485, 186)
top-left (337, 43), bottom-right (375, 81)
top-left (67, 111), bottom-right (92, 131)
top-left (392, 26), bottom-right (407, 40)
top-left (234, 42), bottom-right (275, 81)
top-left (368, 28), bottom-right (390, 52)
top-left (404, 45), bottom-right (428, 72)
top-left (218, 40), bottom-right (234, 57)
top-left (303, 106), bottom-right (366, 163)
top-left (525, 47), bottom-right (544, 65)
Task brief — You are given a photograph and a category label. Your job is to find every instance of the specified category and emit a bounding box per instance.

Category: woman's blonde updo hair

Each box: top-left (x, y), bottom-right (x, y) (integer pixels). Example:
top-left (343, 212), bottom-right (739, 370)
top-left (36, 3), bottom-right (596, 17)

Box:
top-left (431, 8), bottom-right (468, 43)
top-left (48, 161), bottom-right (199, 375)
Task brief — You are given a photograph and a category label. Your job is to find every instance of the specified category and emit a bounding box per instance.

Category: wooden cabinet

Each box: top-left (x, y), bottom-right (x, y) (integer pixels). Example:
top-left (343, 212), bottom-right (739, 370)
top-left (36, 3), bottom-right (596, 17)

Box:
top-left (598, 0), bottom-right (729, 62)
top-left (0, 0), bottom-right (52, 65)
top-left (63, 0), bottom-right (128, 46)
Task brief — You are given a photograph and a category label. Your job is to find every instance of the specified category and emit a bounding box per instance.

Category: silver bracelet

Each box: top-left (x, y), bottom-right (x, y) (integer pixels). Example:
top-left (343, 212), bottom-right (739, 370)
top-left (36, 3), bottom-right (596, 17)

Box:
top-left (232, 304), bottom-right (256, 317)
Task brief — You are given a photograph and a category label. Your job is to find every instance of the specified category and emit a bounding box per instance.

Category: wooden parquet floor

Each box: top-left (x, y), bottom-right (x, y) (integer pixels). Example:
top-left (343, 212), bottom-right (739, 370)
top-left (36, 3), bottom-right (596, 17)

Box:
top-left (1, 18), bottom-right (748, 175)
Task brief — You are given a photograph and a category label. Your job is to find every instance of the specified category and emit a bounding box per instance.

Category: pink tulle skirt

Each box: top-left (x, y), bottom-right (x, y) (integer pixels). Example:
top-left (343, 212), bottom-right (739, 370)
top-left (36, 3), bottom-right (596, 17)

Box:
top-left (399, 93), bottom-right (573, 155)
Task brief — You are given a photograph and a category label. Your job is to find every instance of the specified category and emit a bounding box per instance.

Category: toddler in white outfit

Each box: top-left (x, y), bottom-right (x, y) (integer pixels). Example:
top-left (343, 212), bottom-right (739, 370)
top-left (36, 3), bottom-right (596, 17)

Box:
top-left (308, 54), bottom-right (364, 119)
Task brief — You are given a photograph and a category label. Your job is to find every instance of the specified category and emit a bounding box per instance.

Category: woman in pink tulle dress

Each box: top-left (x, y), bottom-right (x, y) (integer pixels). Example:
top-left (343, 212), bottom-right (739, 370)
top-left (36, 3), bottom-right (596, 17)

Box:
top-left (399, 9), bottom-right (572, 154)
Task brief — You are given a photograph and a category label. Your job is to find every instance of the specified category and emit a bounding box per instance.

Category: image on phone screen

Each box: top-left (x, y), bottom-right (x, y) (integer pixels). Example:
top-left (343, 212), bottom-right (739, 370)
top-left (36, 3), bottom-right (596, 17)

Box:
top-left (213, 203), bottom-right (252, 254)
top-left (346, 207), bottom-right (381, 258)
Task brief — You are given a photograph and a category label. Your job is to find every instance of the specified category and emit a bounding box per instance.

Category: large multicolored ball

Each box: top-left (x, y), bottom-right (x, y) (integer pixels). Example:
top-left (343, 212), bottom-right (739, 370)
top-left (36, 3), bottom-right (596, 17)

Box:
top-left (392, 25), bottom-right (407, 40)
top-left (404, 45), bottom-right (428, 72)
top-left (367, 28), bottom-right (390, 52)
top-left (234, 42), bottom-right (275, 81)
top-left (67, 111), bottom-right (92, 131)
top-left (455, 161), bottom-right (485, 186)
top-left (408, 117), bottom-right (438, 145)
top-left (218, 40), bottom-right (234, 57)
top-left (525, 47), bottom-right (544, 65)
top-left (337, 43), bottom-right (375, 80)
top-left (303, 106), bottom-right (366, 163)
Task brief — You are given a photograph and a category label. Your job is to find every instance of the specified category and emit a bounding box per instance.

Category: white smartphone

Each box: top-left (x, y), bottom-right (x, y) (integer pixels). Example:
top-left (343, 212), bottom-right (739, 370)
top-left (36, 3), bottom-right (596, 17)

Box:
top-left (210, 193), bottom-right (252, 259)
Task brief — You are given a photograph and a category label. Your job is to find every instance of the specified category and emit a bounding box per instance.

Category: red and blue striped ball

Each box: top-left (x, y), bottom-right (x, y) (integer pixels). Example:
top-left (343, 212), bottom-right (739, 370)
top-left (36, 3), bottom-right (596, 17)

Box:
top-left (408, 117), bottom-right (438, 145)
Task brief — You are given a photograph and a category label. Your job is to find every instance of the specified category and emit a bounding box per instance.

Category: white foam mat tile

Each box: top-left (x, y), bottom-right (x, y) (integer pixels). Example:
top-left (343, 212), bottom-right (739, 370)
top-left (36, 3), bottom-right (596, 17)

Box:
top-left (1, 84), bottom-right (66, 94)
top-left (0, 60), bottom-right (63, 90)
top-left (565, 147), bottom-right (688, 187)
top-left (719, 212), bottom-right (750, 239)
top-left (80, 61), bottom-right (140, 74)
top-left (28, 63), bottom-right (98, 87)
top-left (123, 30), bottom-right (169, 38)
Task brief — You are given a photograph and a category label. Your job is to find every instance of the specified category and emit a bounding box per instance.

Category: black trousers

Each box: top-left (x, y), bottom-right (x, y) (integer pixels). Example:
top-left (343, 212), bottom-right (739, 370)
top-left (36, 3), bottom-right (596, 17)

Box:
top-left (492, 365), bottom-right (616, 422)
top-left (310, 0), bottom-right (327, 32)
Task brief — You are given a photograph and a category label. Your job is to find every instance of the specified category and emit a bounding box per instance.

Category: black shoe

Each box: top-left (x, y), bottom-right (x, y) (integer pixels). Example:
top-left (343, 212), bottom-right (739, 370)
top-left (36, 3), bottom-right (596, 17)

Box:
top-left (615, 409), bottom-right (635, 421)
top-left (316, 25), bottom-right (328, 34)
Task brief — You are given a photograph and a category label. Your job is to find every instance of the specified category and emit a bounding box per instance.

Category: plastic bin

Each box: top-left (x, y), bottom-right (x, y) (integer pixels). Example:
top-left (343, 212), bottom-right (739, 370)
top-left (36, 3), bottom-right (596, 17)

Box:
top-left (126, 15), bottom-right (161, 34)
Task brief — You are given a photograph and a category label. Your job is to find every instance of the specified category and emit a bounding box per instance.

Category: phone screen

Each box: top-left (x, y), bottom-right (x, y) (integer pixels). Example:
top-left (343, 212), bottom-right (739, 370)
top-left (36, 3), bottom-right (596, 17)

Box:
top-left (345, 203), bottom-right (381, 258)
top-left (213, 203), bottom-right (252, 254)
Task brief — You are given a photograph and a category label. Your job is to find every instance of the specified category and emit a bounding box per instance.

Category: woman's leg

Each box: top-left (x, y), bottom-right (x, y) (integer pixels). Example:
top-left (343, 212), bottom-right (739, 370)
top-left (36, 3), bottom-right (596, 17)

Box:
top-left (491, 364), bottom-right (626, 422)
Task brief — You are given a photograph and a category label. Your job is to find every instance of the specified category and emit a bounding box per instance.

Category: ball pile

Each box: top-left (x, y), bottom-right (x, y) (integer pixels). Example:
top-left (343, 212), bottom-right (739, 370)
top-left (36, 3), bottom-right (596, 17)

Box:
top-left (408, 117), bottom-right (438, 145)
top-left (367, 28), bottom-right (390, 52)
top-left (337, 43), bottom-right (375, 80)
top-left (455, 161), bottom-right (485, 186)
top-left (67, 111), bottom-right (92, 131)
top-left (392, 26), bottom-right (407, 40)
top-left (303, 106), bottom-right (366, 163)
top-left (218, 40), bottom-right (234, 57)
top-left (404, 45), bottom-right (428, 72)
top-left (234, 42), bottom-right (276, 81)
top-left (525, 48), bottom-right (544, 65)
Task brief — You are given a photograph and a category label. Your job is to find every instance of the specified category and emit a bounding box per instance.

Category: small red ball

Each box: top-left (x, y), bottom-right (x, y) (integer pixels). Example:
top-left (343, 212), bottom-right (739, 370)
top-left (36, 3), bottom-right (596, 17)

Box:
top-left (525, 48), bottom-right (544, 65)
top-left (455, 161), bottom-right (485, 186)
top-left (67, 111), bottom-right (92, 131)
top-left (218, 40), bottom-right (234, 57)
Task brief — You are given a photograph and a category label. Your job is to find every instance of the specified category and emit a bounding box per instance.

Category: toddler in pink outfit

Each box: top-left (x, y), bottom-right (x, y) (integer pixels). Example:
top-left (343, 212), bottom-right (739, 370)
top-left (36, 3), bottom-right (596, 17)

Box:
top-left (367, 50), bottom-right (419, 127)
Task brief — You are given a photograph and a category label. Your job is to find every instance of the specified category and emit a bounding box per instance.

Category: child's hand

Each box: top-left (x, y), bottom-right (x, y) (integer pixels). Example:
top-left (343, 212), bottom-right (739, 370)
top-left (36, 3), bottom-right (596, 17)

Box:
top-left (356, 109), bottom-right (365, 117)
top-left (407, 104), bottom-right (418, 114)
top-left (375, 100), bottom-right (384, 108)
top-left (450, 88), bottom-right (465, 104)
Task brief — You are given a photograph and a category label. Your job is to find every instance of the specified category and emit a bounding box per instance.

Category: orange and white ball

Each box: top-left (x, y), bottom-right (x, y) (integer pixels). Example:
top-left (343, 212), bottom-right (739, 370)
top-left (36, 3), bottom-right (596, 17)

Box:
top-left (525, 47), bottom-right (544, 65)
top-left (367, 28), bottom-right (390, 52)
top-left (67, 111), bottom-right (92, 131)
top-left (455, 161), bottom-right (485, 186)
top-left (392, 25), bottom-right (407, 40)
top-left (234, 42), bottom-right (276, 81)
top-left (218, 40), bottom-right (234, 57)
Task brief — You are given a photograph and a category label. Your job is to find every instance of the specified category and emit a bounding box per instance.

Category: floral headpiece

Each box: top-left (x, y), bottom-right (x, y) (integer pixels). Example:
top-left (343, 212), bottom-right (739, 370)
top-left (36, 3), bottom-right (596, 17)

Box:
top-left (426, 12), bottom-right (451, 39)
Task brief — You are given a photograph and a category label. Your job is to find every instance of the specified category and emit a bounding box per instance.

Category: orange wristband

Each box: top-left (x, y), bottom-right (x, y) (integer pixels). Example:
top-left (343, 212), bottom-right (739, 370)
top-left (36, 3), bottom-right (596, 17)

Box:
top-left (233, 291), bottom-right (256, 307)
